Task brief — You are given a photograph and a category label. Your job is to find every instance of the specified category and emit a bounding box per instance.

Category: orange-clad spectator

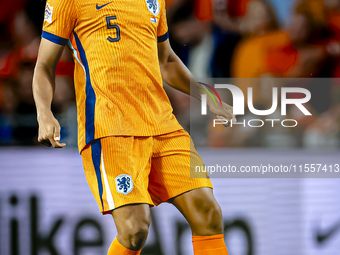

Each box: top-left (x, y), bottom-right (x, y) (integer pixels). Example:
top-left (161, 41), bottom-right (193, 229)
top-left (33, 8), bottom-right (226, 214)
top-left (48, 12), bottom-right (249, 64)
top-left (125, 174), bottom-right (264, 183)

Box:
top-left (266, 2), bottom-right (334, 78)
top-left (232, 31), bottom-right (289, 78)
top-left (233, 0), bottom-right (338, 80)
top-left (231, 0), bottom-right (283, 106)
top-left (231, 0), bottom-right (282, 78)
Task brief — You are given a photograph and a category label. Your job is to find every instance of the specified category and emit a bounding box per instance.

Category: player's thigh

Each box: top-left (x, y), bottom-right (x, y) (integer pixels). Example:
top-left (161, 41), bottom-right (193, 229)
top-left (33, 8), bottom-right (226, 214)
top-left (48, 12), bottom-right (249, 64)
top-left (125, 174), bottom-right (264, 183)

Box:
top-left (149, 130), bottom-right (212, 205)
top-left (171, 187), bottom-right (223, 235)
top-left (170, 187), bottom-right (218, 219)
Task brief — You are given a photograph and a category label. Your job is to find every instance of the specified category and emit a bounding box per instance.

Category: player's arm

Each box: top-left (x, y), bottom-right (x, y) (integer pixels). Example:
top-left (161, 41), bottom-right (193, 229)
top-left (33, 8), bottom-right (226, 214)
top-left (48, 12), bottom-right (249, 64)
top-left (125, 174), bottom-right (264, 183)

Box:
top-left (158, 39), bottom-right (235, 122)
top-left (32, 38), bottom-right (66, 148)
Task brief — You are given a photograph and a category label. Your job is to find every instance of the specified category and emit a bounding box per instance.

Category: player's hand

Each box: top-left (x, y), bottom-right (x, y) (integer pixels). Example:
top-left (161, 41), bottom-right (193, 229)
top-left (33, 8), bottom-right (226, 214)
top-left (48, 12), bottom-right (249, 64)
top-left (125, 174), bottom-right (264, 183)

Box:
top-left (208, 100), bottom-right (236, 127)
top-left (37, 112), bottom-right (66, 148)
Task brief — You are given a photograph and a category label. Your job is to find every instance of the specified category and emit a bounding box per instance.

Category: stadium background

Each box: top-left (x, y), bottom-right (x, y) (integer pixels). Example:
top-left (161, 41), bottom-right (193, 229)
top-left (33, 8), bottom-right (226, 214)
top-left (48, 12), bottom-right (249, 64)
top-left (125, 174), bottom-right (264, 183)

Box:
top-left (1, 0), bottom-right (340, 254)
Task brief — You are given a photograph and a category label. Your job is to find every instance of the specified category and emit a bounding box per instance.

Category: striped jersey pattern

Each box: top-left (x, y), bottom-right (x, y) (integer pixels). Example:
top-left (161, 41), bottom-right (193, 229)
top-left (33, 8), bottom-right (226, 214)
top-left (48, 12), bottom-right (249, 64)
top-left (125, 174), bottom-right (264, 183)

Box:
top-left (42, 0), bottom-right (182, 152)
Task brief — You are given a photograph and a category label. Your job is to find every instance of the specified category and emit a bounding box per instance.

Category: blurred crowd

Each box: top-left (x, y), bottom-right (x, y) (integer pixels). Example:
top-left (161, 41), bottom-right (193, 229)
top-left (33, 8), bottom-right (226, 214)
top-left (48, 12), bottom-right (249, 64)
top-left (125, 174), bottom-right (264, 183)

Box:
top-left (0, 0), bottom-right (340, 148)
top-left (0, 0), bottom-right (76, 146)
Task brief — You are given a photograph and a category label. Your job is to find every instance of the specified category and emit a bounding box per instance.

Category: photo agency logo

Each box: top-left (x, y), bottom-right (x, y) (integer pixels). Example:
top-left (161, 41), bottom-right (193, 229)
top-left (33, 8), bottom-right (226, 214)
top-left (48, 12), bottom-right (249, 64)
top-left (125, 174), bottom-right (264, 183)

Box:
top-left (199, 83), bottom-right (312, 128)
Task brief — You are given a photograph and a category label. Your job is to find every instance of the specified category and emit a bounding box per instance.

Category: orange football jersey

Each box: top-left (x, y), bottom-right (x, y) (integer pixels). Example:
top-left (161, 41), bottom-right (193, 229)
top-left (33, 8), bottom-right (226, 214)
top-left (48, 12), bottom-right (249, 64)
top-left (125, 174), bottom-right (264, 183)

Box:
top-left (42, 0), bottom-right (182, 152)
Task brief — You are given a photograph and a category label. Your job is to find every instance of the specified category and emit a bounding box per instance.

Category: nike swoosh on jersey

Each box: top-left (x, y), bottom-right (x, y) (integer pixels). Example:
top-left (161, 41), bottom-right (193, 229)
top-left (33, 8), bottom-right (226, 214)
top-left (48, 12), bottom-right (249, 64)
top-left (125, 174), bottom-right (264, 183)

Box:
top-left (96, 2), bottom-right (112, 10)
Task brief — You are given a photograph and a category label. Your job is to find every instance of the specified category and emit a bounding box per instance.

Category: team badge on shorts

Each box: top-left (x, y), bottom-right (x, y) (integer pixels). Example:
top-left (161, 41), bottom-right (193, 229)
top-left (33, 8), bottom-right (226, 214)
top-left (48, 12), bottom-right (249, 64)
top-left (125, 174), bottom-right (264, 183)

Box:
top-left (145, 0), bottom-right (160, 16)
top-left (44, 3), bottom-right (53, 24)
top-left (115, 174), bottom-right (133, 195)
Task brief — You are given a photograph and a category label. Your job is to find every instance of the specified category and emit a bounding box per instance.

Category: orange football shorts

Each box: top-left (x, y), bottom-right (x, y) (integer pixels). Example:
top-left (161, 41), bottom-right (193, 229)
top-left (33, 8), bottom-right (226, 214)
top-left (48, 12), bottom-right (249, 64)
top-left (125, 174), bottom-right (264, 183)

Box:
top-left (81, 129), bottom-right (212, 214)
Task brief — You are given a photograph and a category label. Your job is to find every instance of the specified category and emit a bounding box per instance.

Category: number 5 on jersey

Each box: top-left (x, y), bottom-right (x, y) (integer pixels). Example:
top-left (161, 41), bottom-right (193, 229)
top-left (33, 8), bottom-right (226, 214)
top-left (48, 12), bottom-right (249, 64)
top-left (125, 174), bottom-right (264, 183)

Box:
top-left (106, 16), bottom-right (121, 42)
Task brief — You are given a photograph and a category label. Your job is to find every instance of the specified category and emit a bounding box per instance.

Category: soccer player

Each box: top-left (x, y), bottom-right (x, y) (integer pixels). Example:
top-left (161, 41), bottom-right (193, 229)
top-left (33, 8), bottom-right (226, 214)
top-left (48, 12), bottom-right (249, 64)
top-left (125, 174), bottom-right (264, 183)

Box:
top-left (33, 0), bottom-right (234, 254)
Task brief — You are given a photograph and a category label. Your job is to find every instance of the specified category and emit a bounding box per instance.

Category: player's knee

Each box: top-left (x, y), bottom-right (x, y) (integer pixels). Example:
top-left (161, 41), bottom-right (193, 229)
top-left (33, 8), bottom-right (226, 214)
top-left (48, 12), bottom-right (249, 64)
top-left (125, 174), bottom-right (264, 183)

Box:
top-left (192, 199), bottom-right (223, 235)
top-left (206, 202), bottom-right (223, 233)
top-left (128, 225), bottom-right (149, 249)
top-left (120, 222), bottom-right (149, 250)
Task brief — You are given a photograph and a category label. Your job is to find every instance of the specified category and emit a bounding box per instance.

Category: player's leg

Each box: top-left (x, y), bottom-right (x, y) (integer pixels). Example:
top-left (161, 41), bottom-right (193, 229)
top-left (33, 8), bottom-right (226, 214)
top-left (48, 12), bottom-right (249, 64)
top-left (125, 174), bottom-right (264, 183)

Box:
top-left (149, 130), bottom-right (228, 255)
top-left (171, 187), bottom-right (228, 255)
top-left (108, 204), bottom-right (151, 254)
top-left (81, 137), bottom-right (155, 255)
top-left (170, 187), bottom-right (223, 236)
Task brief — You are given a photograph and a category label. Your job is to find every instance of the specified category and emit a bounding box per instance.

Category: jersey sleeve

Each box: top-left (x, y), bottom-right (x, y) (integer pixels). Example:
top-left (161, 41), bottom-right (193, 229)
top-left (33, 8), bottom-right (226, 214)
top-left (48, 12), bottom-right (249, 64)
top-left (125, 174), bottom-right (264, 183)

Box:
top-left (42, 0), bottom-right (77, 46)
top-left (157, 0), bottom-right (169, 43)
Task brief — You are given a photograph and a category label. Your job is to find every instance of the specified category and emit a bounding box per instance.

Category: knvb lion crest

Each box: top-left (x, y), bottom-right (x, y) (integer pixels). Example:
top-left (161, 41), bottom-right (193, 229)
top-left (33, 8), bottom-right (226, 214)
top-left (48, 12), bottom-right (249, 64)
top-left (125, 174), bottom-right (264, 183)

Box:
top-left (115, 174), bottom-right (133, 195)
top-left (145, 0), bottom-right (160, 16)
